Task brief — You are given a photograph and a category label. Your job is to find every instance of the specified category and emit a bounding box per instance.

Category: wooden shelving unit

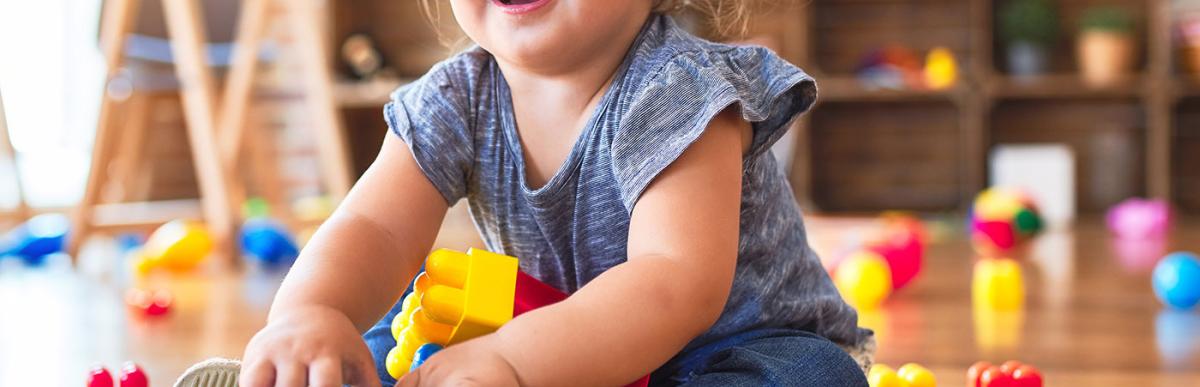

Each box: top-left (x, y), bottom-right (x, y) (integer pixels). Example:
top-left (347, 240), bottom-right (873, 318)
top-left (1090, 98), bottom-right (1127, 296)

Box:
top-left (786, 0), bottom-right (1196, 214)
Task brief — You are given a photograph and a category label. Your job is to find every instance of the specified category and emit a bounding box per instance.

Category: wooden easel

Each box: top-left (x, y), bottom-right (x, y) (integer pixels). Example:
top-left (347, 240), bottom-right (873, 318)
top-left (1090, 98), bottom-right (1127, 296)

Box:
top-left (70, 0), bottom-right (354, 264)
top-left (0, 90), bottom-right (30, 222)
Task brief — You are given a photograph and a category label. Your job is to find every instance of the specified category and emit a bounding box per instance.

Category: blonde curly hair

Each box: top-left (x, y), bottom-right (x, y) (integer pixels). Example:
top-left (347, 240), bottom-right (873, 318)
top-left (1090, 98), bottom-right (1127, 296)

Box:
top-left (654, 0), bottom-right (752, 39)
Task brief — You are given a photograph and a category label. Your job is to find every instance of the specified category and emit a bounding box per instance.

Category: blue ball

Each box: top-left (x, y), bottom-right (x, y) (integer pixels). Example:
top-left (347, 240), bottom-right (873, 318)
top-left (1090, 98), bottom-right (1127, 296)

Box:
top-left (0, 214), bottom-right (69, 266)
top-left (410, 343), bottom-right (443, 371)
top-left (1153, 252), bottom-right (1200, 309)
top-left (240, 218), bottom-right (299, 266)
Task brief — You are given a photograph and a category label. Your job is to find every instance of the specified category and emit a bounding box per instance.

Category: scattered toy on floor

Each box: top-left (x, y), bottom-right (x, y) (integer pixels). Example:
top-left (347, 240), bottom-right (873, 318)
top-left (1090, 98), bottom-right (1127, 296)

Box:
top-left (973, 258), bottom-right (1025, 311)
top-left (1107, 198), bottom-right (1172, 240)
top-left (868, 213), bottom-right (927, 291)
top-left (125, 288), bottom-right (172, 317)
top-left (968, 360), bottom-right (1041, 387)
top-left (134, 220), bottom-right (213, 275)
top-left (86, 365), bottom-right (114, 387)
top-left (0, 213), bottom-right (69, 266)
top-left (119, 362), bottom-right (148, 387)
top-left (868, 362), bottom-right (936, 387)
top-left (833, 250), bottom-right (893, 310)
top-left (1152, 251), bottom-right (1200, 310)
top-left (968, 188), bottom-right (1043, 255)
top-left (240, 217), bottom-right (300, 267)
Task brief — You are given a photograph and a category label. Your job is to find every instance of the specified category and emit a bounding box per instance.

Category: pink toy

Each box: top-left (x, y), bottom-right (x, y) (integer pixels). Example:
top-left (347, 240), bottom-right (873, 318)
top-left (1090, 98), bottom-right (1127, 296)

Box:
top-left (868, 229), bottom-right (923, 290)
top-left (1107, 198), bottom-right (1172, 239)
top-left (119, 362), bottom-right (148, 387)
top-left (87, 366), bottom-right (114, 387)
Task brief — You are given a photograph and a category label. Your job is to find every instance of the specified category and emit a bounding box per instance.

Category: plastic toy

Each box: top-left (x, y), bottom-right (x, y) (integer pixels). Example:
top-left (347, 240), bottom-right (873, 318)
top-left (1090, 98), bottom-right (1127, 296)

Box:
top-left (1107, 198), bottom-right (1172, 239)
top-left (386, 248), bottom-right (649, 387)
top-left (856, 45), bottom-right (925, 90)
top-left (410, 343), bottom-right (443, 371)
top-left (897, 363), bottom-right (936, 387)
top-left (867, 364), bottom-right (904, 387)
top-left (0, 213), bottom-right (69, 265)
top-left (972, 259), bottom-right (1024, 311)
top-left (924, 47), bottom-right (959, 90)
top-left (134, 220), bottom-right (213, 274)
top-left (119, 362), bottom-right (149, 387)
top-left (967, 362), bottom-right (992, 387)
top-left (967, 360), bottom-right (1041, 387)
top-left (125, 288), bottom-right (172, 317)
top-left (87, 365), bottom-right (114, 387)
top-left (968, 188), bottom-right (1042, 255)
top-left (868, 214), bottom-right (926, 291)
top-left (1152, 251), bottom-right (1200, 309)
top-left (240, 218), bottom-right (300, 267)
top-left (868, 363), bottom-right (936, 387)
top-left (833, 250), bottom-right (893, 310)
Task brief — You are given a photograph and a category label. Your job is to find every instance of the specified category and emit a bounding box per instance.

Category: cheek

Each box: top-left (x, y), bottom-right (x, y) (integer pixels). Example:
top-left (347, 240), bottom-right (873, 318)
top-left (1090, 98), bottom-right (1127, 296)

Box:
top-left (448, 0), bottom-right (490, 46)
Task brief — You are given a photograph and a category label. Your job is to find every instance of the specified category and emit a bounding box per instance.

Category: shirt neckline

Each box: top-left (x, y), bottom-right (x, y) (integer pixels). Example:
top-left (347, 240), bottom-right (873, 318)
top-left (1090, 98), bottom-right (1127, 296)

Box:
top-left (494, 14), bottom-right (658, 200)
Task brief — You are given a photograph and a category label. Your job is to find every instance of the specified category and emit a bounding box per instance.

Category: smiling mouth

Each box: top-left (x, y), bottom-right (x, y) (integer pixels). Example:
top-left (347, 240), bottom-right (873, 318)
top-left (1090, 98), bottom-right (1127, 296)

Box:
top-left (491, 0), bottom-right (552, 14)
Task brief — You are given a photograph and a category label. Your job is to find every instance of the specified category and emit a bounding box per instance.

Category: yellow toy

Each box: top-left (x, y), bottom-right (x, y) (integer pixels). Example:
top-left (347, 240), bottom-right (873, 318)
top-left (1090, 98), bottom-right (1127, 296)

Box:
top-left (869, 363), bottom-right (937, 387)
top-left (924, 47), bottom-right (958, 90)
top-left (834, 250), bottom-right (893, 310)
top-left (134, 220), bottom-right (213, 274)
top-left (972, 258), bottom-right (1025, 311)
top-left (386, 248), bottom-right (520, 376)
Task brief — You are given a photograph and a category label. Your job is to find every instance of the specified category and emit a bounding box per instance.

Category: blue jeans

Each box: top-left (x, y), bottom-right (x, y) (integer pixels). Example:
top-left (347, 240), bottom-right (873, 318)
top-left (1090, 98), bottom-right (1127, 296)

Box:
top-left (365, 293), bottom-right (866, 387)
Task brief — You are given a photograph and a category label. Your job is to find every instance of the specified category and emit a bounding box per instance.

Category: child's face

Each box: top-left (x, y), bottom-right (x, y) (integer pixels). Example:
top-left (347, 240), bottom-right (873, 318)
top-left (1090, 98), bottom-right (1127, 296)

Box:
top-left (450, 0), bottom-right (653, 71)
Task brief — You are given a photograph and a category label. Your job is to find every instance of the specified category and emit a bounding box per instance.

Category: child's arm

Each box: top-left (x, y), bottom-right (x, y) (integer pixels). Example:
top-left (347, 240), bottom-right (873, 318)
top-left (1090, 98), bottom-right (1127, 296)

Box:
top-left (240, 134), bottom-right (451, 387)
top-left (400, 109), bottom-right (751, 387)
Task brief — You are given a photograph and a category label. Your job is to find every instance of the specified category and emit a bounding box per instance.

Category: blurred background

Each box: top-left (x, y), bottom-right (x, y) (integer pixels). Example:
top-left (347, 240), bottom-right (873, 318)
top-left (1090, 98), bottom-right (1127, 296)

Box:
top-left (1, 0), bottom-right (1199, 386)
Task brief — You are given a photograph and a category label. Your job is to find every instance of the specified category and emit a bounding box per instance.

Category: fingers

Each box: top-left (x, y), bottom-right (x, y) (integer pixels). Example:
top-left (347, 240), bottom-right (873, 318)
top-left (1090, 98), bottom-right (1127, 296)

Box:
top-left (345, 348), bottom-right (383, 387)
top-left (273, 363), bottom-right (307, 387)
top-left (394, 369), bottom-right (420, 387)
top-left (308, 358), bottom-right (342, 387)
top-left (239, 360), bottom-right (275, 387)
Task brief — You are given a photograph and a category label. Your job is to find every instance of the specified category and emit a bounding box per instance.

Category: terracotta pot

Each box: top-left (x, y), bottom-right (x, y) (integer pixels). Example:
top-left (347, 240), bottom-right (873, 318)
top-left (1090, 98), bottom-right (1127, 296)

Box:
top-left (1077, 30), bottom-right (1135, 87)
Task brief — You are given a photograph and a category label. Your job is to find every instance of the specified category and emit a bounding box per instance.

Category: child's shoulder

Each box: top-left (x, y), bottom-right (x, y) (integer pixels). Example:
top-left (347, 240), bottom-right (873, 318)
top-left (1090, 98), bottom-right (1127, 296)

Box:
top-left (621, 15), bottom-right (812, 107)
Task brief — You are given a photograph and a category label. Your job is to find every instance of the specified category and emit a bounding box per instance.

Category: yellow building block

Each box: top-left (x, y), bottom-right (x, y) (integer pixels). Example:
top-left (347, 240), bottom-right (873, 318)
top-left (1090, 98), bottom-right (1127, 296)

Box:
top-left (386, 248), bottom-right (520, 378)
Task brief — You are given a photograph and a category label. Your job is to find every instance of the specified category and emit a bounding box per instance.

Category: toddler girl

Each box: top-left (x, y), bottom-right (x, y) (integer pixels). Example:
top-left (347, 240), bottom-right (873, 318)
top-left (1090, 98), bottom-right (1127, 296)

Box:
top-left (185, 1), bottom-right (873, 386)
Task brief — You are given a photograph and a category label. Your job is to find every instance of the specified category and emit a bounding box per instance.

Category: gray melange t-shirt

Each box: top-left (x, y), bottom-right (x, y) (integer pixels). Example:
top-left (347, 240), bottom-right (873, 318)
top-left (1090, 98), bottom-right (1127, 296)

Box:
top-left (384, 14), bottom-right (866, 355)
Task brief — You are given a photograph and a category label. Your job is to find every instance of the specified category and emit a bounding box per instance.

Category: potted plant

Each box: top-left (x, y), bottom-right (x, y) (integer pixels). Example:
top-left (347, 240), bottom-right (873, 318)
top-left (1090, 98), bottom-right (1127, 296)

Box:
top-left (999, 0), bottom-right (1059, 77)
top-left (1078, 6), bottom-right (1137, 87)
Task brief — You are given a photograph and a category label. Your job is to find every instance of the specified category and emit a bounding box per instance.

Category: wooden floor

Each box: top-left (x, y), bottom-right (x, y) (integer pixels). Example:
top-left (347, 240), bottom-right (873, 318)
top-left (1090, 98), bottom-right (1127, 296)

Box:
top-left (1, 206), bottom-right (1198, 386)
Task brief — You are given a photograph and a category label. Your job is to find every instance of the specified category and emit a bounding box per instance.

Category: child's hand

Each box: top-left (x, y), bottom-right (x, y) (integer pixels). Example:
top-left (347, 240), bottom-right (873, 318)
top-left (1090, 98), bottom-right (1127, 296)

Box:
top-left (395, 335), bottom-right (520, 387)
top-left (240, 305), bottom-right (381, 387)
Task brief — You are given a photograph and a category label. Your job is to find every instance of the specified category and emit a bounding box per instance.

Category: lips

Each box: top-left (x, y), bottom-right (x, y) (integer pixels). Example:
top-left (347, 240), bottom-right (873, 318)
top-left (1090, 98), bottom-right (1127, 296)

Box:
top-left (491, 0), bottom-right (552, 15)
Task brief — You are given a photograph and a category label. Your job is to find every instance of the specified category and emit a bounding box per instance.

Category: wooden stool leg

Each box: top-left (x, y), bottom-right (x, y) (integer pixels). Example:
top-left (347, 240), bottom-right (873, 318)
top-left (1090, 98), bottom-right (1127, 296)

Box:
top-left (70, 0), bottom-right (141, 258)
top-left (218, 0), bottom-right (269, 169)
top-left (162, 0), bottom-right (243, 263)
top-left (288, 0), bottom-right (354, 202)
top-left (104, 92), bottom-right (151, 203)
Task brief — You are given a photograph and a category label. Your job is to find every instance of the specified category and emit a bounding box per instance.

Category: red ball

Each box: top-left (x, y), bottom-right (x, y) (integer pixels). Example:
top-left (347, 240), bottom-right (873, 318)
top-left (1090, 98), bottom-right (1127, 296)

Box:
top-left (869, 231), bottom-right (923, 290)
top-left (144, 291), bottom-right (172, 316)
top-left (966, 361), bottom-right (993, 387)
top-left (87, 366), bottom-right (114, 387)
top-left (999, 360), bottom-right (1023, 375)
top-left (973, 220), bottom-right (1016, 252)
top-left (980, 366), bottom-right (1015, 387)
top-left (1011, 365), bottom-right (1043, 387)
top-left (119, 362), bottom-right (148, 387)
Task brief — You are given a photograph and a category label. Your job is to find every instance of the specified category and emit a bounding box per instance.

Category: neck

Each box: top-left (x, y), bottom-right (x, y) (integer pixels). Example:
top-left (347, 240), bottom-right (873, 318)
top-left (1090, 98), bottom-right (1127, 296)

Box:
top-left (496, 17), bottom-right (647, 124)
